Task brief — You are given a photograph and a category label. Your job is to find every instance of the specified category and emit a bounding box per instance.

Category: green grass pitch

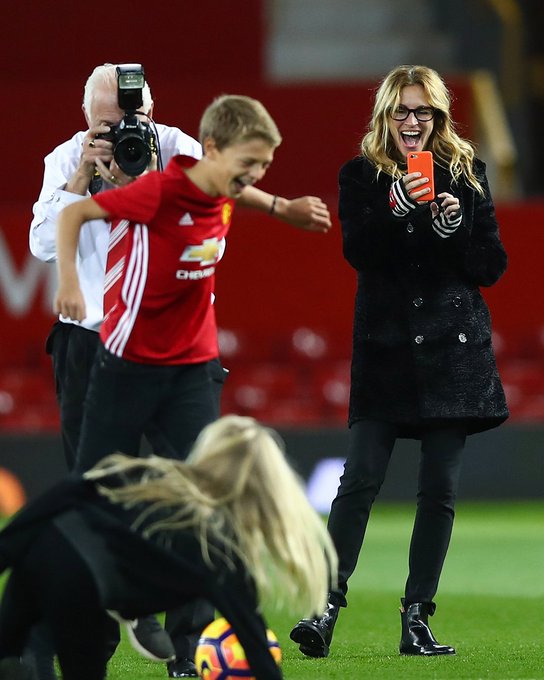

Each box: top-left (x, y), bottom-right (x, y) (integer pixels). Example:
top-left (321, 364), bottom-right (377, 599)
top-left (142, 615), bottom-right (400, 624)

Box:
top-left (2, 501), bottom-right (543, 679)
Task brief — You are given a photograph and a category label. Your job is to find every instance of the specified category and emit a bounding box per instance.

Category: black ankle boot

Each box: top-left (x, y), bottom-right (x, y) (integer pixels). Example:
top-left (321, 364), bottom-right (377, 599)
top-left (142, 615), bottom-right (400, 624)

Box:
top-left (399, 598), bottom-right (455, 656)
top-left (290, 602), bottom-right (340, 658)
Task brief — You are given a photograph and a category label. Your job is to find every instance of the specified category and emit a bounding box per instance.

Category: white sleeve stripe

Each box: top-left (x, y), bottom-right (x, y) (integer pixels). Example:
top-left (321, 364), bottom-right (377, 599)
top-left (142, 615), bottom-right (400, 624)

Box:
top-left (390, 184), bottom-right (407, 215)
top-left (438, 210), bottom-right (462, 227)
top-left (398, 183), bottom-right (416, 213)
top-left (393, 183), bottom-right (412, 213)
top-left (445, 214), bottom-right (462, 227)
top-left (437, 221), bottom-right (459, 231)
top-left (432, 223), bottom-right (453, 237)
top-left (391, 181), bottom-right (416, 216)
top-left (432, 218), bottom-right (459, 238)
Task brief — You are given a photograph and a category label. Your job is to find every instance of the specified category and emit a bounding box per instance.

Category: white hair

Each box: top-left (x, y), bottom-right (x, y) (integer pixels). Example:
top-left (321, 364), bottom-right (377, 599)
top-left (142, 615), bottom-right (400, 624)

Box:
top-left (83, 63), bottom-right (153, 114)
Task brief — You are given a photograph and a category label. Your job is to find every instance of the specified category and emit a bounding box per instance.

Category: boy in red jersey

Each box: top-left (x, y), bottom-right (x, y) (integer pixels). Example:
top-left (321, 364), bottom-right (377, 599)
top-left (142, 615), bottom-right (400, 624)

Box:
top-left (53, 94), bottom-right (282, 678)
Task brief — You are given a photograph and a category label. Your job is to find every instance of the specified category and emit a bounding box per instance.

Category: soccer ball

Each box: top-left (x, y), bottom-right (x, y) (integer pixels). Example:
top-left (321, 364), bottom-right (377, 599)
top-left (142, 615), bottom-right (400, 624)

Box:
top-left (195, 617), bottom-right (281, 680)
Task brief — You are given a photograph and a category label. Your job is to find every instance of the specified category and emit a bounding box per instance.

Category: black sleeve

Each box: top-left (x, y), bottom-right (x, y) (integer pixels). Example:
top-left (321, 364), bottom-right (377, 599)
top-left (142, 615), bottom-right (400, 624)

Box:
top-left (210, 569), bottom-right (283, 680)
top-left (340, 158), bottom-right (389, 271)
top-left (0, 477), bottom-right (94, 572)
top-left (423, 162), bottom-right (507, 287)
top-left (462, 169), bottom-right (507, 287)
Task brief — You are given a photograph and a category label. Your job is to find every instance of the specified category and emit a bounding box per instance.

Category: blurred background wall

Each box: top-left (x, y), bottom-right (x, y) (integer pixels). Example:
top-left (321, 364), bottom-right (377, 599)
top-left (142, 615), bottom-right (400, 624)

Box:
top-left (0, 0), bottom-right (543, 511)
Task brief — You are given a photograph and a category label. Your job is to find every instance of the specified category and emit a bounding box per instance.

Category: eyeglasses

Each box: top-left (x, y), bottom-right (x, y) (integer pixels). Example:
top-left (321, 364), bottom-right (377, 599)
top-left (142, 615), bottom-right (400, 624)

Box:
top-left (390, 106), bottom-right (436, 122)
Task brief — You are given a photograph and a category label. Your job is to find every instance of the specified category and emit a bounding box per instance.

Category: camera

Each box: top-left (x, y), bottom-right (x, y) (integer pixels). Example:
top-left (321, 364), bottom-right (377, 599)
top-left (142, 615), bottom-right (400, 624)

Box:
top-left (97, 64), bottom-right (156, 176)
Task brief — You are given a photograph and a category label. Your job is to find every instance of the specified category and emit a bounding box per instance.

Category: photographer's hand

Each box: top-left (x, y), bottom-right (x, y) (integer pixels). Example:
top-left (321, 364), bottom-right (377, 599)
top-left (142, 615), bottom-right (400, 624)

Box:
top-left (146, 152), bottom-right (158, 173)
top-left (65, 124), bottom-right (113, 196)
top-left (95, 158), bottom-right (135, 188)
top-left (54, 278), bottom-right (86, 322)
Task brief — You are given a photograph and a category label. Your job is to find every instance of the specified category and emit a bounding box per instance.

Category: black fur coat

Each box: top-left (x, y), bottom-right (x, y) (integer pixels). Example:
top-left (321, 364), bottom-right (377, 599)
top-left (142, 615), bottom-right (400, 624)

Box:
top-left (340, 156), bottom-right (508, 437)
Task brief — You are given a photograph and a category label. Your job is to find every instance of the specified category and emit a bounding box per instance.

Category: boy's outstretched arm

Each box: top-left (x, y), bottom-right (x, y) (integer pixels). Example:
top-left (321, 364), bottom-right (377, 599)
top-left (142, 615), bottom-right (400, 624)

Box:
top-left (54, 199), bottom-right (110, 321)
top-left (237, 186), bottom-right (332, 233)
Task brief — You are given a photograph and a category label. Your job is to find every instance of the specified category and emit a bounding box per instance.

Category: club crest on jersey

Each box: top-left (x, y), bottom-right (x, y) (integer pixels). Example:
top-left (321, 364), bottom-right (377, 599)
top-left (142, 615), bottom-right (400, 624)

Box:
top-left (222, 203), bottom-right (233, 226)
top-left (180, 237), bottom-right (221, 265)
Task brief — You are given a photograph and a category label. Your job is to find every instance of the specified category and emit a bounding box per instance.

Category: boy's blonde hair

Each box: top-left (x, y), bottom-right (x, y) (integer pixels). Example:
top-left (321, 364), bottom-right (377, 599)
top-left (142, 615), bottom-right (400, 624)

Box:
top-left (361, 64), bottom-right (484, 194)
top-left (199, 95), bottom-right (282, 150)
top-left (86, 415), bottom-right (336, 616)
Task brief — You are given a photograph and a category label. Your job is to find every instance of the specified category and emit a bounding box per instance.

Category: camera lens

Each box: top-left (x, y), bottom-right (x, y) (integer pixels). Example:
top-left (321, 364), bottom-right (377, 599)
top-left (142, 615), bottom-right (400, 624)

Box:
top-left (114, 134), bottom-right (151, 176)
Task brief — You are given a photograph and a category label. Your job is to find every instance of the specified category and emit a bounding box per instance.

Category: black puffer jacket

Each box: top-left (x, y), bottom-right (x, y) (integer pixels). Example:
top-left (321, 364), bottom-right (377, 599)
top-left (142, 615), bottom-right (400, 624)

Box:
top-left (340, 155), bottom-right (508, 437)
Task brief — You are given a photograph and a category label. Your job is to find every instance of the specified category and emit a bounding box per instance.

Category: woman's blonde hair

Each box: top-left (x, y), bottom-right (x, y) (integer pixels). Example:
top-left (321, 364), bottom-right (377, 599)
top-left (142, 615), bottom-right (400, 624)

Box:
top-left (361, 64), bottom-right (483, 194)
top-left (85, 415), bottom-right (336, 616)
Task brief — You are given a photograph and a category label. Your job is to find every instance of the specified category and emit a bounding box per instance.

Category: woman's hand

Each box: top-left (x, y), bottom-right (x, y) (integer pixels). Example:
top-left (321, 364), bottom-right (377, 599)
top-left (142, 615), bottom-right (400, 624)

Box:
top-left (389, 172), bottom-right (426, 217)
top-left (430, 192), bottom-right (462, 238)
top-left (403, 171), bottom-right (433, 202)
top-left (431, 192), bottom-right (460, 220)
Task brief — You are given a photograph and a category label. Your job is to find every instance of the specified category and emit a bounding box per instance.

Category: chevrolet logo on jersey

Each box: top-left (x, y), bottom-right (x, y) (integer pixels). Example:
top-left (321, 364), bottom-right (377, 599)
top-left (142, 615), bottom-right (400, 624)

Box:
top-left (180, 238), bottom-right (221, 266)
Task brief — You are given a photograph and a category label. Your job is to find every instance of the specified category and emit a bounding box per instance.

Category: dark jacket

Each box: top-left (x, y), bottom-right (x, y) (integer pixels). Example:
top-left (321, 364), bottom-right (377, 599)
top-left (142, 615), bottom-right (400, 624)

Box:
top-left (0, 477), bottom-right (282, 680)
top-left (339, 155), bottom-right (508, 437)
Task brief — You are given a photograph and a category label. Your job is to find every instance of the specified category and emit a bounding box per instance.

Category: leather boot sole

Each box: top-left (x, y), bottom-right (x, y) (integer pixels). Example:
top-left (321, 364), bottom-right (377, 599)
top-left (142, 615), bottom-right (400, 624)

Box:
top-left (400, 644), bottom-right (456, 656)
top-left (290, 622), bottom-right (329, 658)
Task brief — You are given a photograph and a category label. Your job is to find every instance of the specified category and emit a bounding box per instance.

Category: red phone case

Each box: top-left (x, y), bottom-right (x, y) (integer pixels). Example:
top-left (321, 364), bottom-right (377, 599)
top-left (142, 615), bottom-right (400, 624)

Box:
top-left (407, 151), bottom-right (435, 202)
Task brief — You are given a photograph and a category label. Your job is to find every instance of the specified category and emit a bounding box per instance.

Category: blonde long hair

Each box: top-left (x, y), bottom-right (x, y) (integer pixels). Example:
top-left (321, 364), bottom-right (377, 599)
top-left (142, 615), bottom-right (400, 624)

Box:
top-left (85, 415), bottom-right (337, 616)
top-left (362, 64), bottom-right (484, 194)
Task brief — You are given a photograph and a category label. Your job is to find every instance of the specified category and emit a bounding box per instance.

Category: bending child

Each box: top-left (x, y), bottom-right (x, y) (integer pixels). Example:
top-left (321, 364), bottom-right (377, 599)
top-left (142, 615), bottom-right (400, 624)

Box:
top-left (0, 415), bottom-right (337, 680)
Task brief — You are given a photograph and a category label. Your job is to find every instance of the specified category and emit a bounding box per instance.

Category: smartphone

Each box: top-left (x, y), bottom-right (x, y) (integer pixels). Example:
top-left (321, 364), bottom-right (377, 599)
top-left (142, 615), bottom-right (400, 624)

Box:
top-left (407, 151), bottom-right (435, 202)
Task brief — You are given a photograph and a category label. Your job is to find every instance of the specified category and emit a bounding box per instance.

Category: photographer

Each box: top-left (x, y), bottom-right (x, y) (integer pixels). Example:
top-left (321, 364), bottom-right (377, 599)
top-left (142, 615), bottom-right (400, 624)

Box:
top-left (30, 63), bottom-right (202, 472)
top-left (29, 62), bottom-right (193, 680)
top-left (31, 63), bottom-right (331, 471)
top-left (29, 64), bottom-right (331, 680)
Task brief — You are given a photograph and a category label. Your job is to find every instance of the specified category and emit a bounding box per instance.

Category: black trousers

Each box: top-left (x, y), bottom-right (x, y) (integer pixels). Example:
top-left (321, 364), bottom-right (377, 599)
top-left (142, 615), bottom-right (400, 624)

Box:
top-left (0, 525), bottom-right (117, 680)
top-left (27, 324), bottom-right (110, 679)
top-left (47, 323), bottom-right (226, 470)
top-left (74, 343), bottom-right (226, 471)
top-left (327, 419), bottom-right (466, 607)
top-left (46, 322), bottom-right (101, 470)
top-left (73, 343), bottom-right (227, 658)
top-left (47, 327), bottom-right (226, 660)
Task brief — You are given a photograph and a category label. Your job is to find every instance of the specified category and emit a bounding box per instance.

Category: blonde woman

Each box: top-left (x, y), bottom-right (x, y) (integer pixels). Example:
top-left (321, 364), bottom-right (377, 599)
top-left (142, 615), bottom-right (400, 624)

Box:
top-left (0, 415), bottom-right (337, 680)
top-left (291, 65), bottom-right (508, 658)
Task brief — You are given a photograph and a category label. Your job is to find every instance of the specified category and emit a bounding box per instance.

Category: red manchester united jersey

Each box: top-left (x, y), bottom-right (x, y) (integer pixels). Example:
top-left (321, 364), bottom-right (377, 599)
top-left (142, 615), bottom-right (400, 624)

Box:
top-left (93, 155), bottom-right (234, 364)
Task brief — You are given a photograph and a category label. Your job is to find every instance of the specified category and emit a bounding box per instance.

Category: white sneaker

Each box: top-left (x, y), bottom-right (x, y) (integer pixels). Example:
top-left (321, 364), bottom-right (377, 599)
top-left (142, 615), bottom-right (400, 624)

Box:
top-left (107, 611), bottom-right (176, 662)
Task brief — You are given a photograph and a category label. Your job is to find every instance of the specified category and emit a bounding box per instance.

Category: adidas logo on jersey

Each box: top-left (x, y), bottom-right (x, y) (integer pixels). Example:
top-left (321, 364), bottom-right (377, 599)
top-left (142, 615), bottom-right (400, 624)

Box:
top-left (179, 212), bottom-right (194, 226)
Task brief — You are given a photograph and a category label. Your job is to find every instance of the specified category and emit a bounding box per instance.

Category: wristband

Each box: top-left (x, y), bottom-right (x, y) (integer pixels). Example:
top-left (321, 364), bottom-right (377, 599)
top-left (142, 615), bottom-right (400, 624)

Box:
top-left (269, 195), bottom-right (278, 215)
